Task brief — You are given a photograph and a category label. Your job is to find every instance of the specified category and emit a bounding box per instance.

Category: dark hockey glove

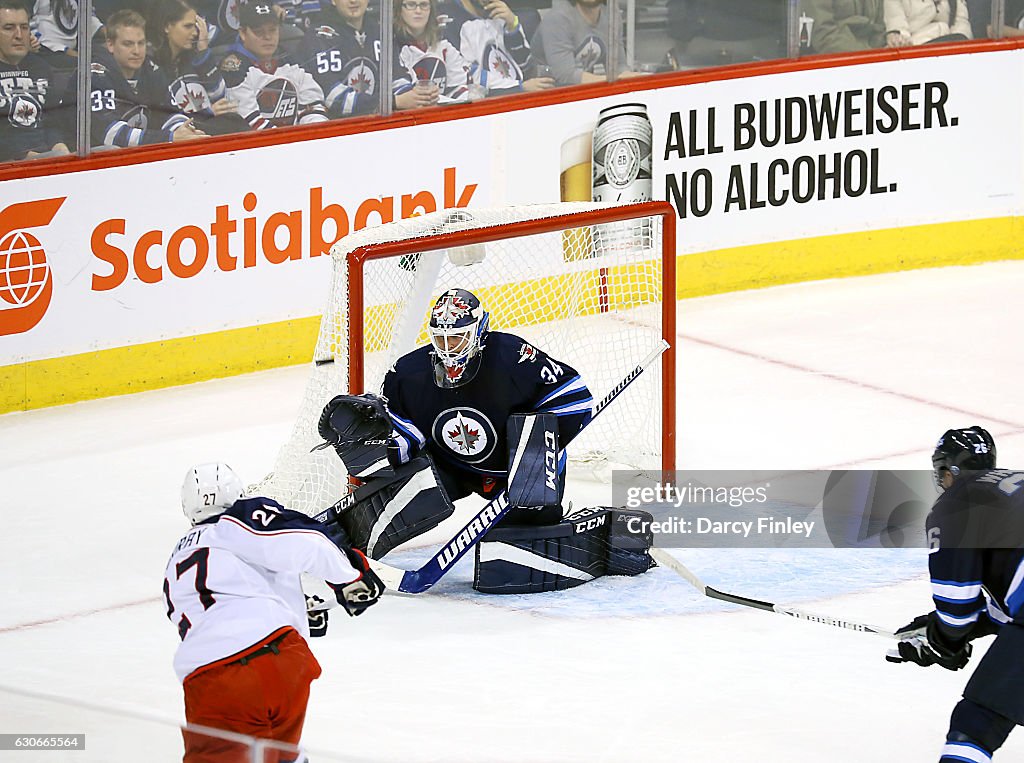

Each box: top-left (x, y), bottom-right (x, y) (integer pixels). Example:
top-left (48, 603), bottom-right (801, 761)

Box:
top-left (331, 547), bottom-right (385, 617)
top-left (304, 595), bottom-right (329, 637)
top-left (314, 394), bottom-right (392, 455)
top-left (886, 613), bottom-right (971, 671)
top-left (308, 609), bottom-right (329, 637)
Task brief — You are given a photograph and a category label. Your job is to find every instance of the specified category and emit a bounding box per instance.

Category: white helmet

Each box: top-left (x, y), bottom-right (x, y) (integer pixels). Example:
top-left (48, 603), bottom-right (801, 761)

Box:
top-left (181, 462), bottom-right (245, 525)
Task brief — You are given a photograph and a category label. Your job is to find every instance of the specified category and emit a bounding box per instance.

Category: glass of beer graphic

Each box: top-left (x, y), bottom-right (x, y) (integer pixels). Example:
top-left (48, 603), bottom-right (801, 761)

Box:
top-left (559, 129), bottom-right (594, 261)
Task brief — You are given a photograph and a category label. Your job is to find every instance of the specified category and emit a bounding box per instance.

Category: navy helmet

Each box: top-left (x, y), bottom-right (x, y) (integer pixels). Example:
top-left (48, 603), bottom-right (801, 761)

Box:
top-left (932, 426), bottom-right (996, 490)
top-left (427, 288), bottom-right (489, 388)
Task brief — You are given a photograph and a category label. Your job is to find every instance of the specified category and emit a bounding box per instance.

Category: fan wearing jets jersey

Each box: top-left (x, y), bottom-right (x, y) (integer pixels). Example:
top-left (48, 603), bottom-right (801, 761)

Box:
top-left (316, 289), bottom-right (656, 594)
top-left (295, 0), bottom-right (381, 118)
top-left (887, 427), bottom-right (1024, 763)
top-left (218, 2), bottom-right (329, 129)
top-left (166, 462), bottom-right (382, 763)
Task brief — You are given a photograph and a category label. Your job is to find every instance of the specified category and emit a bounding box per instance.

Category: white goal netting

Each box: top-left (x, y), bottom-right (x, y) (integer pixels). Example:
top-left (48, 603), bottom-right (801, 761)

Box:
top-left (254, 202), bottom-right (674, 515)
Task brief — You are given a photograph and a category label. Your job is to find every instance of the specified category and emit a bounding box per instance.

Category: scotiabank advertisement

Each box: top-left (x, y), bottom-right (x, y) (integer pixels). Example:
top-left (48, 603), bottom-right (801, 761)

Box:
top-left (0, 122), bottom-right (492, 367)
top-left (1, 47), bottom-right (1020, 375)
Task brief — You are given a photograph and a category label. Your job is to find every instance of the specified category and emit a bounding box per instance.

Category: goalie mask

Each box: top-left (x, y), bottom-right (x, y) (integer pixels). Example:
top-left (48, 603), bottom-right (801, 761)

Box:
top-left (932, 427), bottom-right (996, 491)
top-left (181, 462), bottom-right (245, 525)
top-left (428, 288), bottom-right (489, 388)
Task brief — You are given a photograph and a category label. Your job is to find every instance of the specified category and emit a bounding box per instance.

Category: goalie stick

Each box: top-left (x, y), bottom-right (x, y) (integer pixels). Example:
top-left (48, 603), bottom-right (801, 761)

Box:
top-left (649, 548), bottom-right (898, 639)
top-left (315, 340), bottom-right (670, 594)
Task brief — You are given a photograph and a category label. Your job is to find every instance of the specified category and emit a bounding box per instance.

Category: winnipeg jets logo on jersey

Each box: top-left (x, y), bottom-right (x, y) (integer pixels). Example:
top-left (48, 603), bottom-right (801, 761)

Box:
top-left (433, 407), bottom-right (496, 463)
top-left (1, 74), bottom-right (48, 130)
top-left (258, 77), bottom-right (300, 126)
top-left (169, 76), bottom-right (213, 114)
top-left (412, 55), bottom-right (447, 90)
top-left (344, 57), bottom-right (376, 94)
top-left (482, 42), bottom-right (519, 83)
top-left (576, 35), bottom-right (606, 74)
top-left (53, 0), bottom-right (79, 35)
top-left (121, 104), bottom-right (150, 130)
top-left (432, 291), bottom-right (471, 326)
top-left (517, 343), bottom-right (537, 364)
top-left (10, 94), bottom-right (40, 127)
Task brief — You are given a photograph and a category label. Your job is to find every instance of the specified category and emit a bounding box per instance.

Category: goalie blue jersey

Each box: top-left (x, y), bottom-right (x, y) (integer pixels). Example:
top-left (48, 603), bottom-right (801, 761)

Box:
top-left (382, 332), bottom-right (592, 477)
top-left (927, 469), bottom-right (1024, 645)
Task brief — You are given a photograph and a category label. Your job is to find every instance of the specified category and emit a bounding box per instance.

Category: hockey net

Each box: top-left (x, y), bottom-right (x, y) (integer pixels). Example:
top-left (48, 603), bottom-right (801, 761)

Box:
top-left (255, 202), bottom-right (676, 516)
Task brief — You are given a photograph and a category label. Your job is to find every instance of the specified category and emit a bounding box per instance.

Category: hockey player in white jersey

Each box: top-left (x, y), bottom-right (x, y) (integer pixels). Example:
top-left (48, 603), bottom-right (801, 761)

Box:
top-left (165, 462), bottom-right (382, 762)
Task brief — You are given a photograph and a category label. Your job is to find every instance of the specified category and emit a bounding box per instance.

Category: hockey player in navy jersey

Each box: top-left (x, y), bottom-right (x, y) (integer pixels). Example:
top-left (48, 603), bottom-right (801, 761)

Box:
top-left (165, 462), bottom-right (382, 762)
top-left (383, 287), bottom-right (592, 523)
top-left (316, 288), bottom-right (654, 594)
top-left (887, 427), bottom-right (1024, 762)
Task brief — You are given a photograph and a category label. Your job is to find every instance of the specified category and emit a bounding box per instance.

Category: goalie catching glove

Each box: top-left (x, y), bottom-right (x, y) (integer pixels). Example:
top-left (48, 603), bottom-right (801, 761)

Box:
top-left (314, 394), bottom-right (392, 458)
top-left (885, 613), bottom-right (972, 671)
top-left (330, 546), bottom-right (385, 617)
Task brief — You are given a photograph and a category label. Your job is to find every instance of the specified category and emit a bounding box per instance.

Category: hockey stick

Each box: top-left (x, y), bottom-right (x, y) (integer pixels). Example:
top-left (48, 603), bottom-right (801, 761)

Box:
top-left (319, 340), bottom-right (670, 594)
top-left (649, 548), bottom-right (898, 639)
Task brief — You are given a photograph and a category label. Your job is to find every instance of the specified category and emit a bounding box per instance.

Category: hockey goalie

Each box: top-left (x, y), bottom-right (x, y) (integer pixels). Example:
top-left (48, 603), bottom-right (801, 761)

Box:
top-left (314, 288), bottom-right (656, 593)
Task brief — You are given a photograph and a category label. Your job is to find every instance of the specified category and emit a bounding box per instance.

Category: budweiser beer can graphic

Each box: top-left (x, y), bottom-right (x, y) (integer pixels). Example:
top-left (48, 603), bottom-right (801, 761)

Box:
top-left (592, 102), bottom-right (654, 252)
top-left (592, 102), bottom-right (652, 204)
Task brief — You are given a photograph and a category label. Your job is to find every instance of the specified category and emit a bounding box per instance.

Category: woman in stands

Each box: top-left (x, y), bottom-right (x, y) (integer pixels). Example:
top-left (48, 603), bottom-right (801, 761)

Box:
top-left (392, 0), bottom-right (470, 109)
top-left (151, 0), bottom-right (247, 134)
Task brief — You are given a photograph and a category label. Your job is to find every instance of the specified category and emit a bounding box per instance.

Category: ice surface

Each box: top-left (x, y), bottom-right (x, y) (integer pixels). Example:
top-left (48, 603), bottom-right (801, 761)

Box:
top-left (3, 262), bottom-right (1024, 761)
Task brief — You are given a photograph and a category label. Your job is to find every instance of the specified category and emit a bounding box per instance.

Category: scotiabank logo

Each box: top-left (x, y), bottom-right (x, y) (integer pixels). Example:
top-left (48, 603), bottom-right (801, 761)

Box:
top-left (90, 167), bottom-right (477, 291)
top-left (0, 197), bottom-right (66, 337)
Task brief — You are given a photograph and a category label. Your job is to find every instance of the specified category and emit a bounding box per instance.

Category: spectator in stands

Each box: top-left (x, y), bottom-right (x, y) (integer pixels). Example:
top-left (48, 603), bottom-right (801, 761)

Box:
top-left (437, 0), bottom-right (553, 96)
top-left (392, 0), bottom-right (470, 108)
top-left (0, 0), bottom-right (69, 161)
top-left (663, 0), bottom-right (785, 69)
top-left (803, 0), bottom-right (887, 53)
top-left (151, 0), bottom-right (247, 135)
top-left (30, 0), bottom-right (101, 71)
top-left (218, 1), bottom-right (329, 129)
top-left (531, 0), bottom-right (643, 85)
top-left (884, 0), bottom-right (971, 46)
top-left (192, 0), bottom-right (294, 35)
top-left (68, 9), bottom-right (207, 147)
top-left (296, 0), bottom-right (381, 117)
top-left (966, 0), bottom-right (1024, 38)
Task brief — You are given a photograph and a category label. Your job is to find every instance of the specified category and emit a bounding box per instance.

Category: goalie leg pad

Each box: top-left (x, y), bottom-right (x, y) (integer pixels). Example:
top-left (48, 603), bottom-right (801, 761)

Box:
top-left (473, 507), bottom-right (655, 594)
top-left (337, 455), bottom-right (455, 559)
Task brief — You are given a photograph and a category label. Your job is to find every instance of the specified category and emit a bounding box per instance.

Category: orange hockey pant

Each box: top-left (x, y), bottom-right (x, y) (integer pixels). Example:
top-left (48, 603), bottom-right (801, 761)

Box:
top-left (182, 629), bottom-right (322, 763)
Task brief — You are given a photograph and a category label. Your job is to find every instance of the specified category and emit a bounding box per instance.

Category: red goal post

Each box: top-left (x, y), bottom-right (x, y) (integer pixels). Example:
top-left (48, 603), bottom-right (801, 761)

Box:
top-left (256, 201), bottom-right (676, 516)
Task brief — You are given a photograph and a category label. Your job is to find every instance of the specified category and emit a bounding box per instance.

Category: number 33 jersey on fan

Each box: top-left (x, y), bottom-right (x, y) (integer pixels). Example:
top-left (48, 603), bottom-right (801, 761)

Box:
top-left (382, 332), bottom-right (593, 477)
top-left (162, 498), bottom-right (358, 682)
